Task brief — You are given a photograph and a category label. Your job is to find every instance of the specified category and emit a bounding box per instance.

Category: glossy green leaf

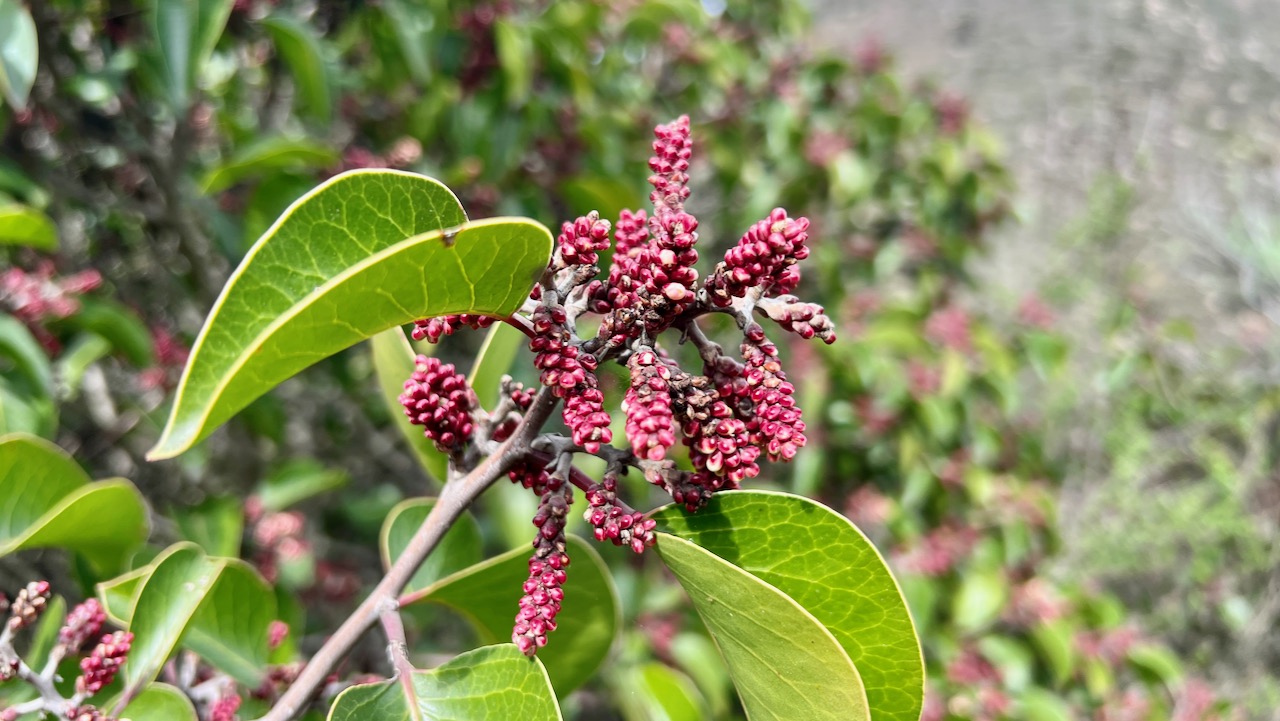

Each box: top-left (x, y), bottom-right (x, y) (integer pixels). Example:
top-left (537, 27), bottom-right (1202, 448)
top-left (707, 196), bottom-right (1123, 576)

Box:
top-left (121, 544), bottom-right (222, 696)
top-left (0, 434), bottom-right (147, 573)
top-left (494, 19), bottom-right (532, 106)
top-left (1127, 643), bottom-right (1184, 688)
top-left (654, 533), bottom-right (871, 721)
top-left (1030, 619), bottom-right (1077, 688)
top-left (258, 459), bottom-right (349, 512)
top-left (653, 491), bottom-right (923, 721)
top-left (201, 136), bottom-right (339, 194)
top-left (66, 298), bottom-right (156, 367)
top-left (152, 0), bottom-right (233, 109)
top-left (0, 379), bottom-right (54, 437)
top-left (668, 633), bottom-right (731, 718)
top-left (379, 498), bottom-right (482, 594)
top-left (1019, 688), bottom-right (1073, 721)
top-left (621, 663), bottom-right (707, 721)
top-left (174, 495), bottom-right (243, 557)
top-left (102, 543), bottom-right (277, 692)
top-left (184, 560), bottom-right (277, 685)
top-left (117, 682), bottom-right (199, 721)
top-left (242, 172), bottom-right (316, 251)
top-left (326, 644), bottom-right (562, 721)
top-left (149, 170), bottom-right (552, 460)
top-left (400, 535), bottom-right (618, 696)
top-left (371, 325), bottom-right (447, 482)
top-left (261, 16), bottom-right (331, 124)
top-left (468, 321), bottom-right (526, 408)
top-left (0, 204), bottom-right (56, 249)
top-left (380, 0), bottom-right (433, 84)
top-left (0, 314), bottom-right (52, 395)
top-left (0, 0), bottom-right (38, 110)
top-left (952, 568), bottom-right (1008, 633)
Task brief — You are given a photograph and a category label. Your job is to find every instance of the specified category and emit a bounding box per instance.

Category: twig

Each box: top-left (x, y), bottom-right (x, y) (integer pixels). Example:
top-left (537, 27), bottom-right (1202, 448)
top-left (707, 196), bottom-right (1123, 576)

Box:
top-left (252, 387), bottom-right (558, 721)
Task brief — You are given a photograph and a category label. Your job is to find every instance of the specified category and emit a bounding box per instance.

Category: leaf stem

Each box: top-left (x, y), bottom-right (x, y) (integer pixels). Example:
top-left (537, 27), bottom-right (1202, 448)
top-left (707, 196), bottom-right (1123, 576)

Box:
top-left (253, 387), bottom-right (558, 721)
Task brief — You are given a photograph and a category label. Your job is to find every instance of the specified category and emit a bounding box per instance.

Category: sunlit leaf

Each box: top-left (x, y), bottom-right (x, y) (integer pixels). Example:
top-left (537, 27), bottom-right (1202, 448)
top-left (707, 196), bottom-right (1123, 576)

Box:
top-left (201, 136), bottom-right (339, 194)
top-left (653, 491), bottom-right (923, 721)
top-left (654, 532), bottom-right (871, 721)
top-left (0, 204), bottom-right (56, 250)
top-left (379, 498), bottom-right (482, 595)
top-left (0, 0), bottom-right (38, 109)
top-left (148, 170), bottom-right (552, 460)
top-left (399, 535), bottom-right (618, 696)
top-left (116, 682), bottom-right (199, 721)
top-left (261, 16), bottom-right (332, 124)
top-left (326, 645), bottom-right (561, 721)
top-left (100, 543), bottom-right (276, 692)
top-left (0, 434), bottom-right (147, 573)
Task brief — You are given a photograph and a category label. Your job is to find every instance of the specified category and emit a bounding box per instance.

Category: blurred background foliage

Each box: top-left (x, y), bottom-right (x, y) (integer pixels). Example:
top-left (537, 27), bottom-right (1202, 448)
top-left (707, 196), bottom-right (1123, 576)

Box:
top-left (0, 0), bottom-right (1275, 719)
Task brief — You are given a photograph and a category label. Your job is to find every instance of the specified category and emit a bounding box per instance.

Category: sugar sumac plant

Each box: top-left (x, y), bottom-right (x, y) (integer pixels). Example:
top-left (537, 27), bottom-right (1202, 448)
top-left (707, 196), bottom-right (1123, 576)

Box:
top-left (0, 119), bottom-right (925, 721)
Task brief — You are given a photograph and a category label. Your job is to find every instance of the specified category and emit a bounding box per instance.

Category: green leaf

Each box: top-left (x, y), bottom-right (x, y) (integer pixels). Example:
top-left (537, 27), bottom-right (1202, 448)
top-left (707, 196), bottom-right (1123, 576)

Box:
top-left (102, 544), bottom-right (277, 692)
top-left (149, 170), bottom-right (552, 460)
top-left (1127, 643), bottom-right (1184, 688)
top-left (379, 498), bottom-right (482, 595)
top-left (120, 544), bottom-right (222, 696)
top-left (0, 0), bottom-right (38, 110)
top-left (66, 298), bottom-right (156, 367)
top-left (184, 560), bottom-right (277, 685)
top-left (242, 172), bottom-right (317, 251)
top-left (261, 16), bottom-right (332, 124)
top-left (1030, 619), bottom-right (1076, 688)
top-left (653, 491), bottom-right (922, 721)
top-left (654, 533), bottom-right (871, 721)
top-left (151, 0), bottom-right (232, 109)
top-left (468, 321), bottom-right (526, 408)
top-left (201, 136), bottom-right (339, 194)
top-left (494, 19), bottom-right (532, 106)
top-left (620, 663), bottom-right (708, 721)
top-left (370, 325), bottom-right (447, 482)
top-left (0, 204), bottom-right (56, 249)
top-left (326, 644), bottom-right (562, 721)
top-left (0, 314), bottom-right (52, 395)
top-left (0, 433), bottom-right (147, 573)
top-left (952, 568), bottom-right (1008, 633)
top-left (0, 378), bottom-right (55, 436)
top-left (400, 535), bottom-right (618, 696)
top-left (117, 682), bottom-right (199, 721)
top-left (668, 633), bottom-right (731, 718)
top-left (380, 0), bottom-right (433, 84)
top-left (1019, 688), bottom-right (1074, 721)
top-left (258, 459), bottom-right (349, 512)
top-left (174, 495), bottom-right (243, 558)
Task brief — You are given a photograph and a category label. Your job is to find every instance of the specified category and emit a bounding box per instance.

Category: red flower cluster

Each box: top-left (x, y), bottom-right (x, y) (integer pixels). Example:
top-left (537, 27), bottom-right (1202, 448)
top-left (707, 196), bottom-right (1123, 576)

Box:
top-left (622, 350), bottom-right (676, 461)
top-left (58, 599), bottom-right (106, 653)
top-left (399, 355), bottom-right (478, 453)
top-left (6, 581), bottom-right (50, 633)
top-left (77, 631), bottom-right (133, 695)
top-left (706, 208), bottom-right (810, 305)
top-left (403, 115), bottom-right (834, 657)
top-left (411, 314), bottom-right (495, 343)
top-left (555, 211), bottom-right (612, 269)
top-left (513, 478), bottom-right (572, 656)
top-left (584, 474), bottom-right (657, 554)
top-left (531, 306), bottom-right (612, 452)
